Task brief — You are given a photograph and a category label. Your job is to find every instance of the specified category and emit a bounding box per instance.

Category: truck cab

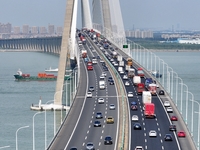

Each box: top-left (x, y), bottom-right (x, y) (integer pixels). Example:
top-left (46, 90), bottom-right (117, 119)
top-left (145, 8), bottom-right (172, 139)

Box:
top-left (87, 61), bottom-right (93, 70)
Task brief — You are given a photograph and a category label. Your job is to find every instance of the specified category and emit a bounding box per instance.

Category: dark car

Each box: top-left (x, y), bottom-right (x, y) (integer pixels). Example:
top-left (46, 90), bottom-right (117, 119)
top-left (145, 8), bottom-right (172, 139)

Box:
top-left (159, 90), bottom-right (165, 95)
top-left (164, 134), bottom-right (173, 141)
top-left (133, 123), bottom-right (142, 130)
top-left (131, 101), bottom-right (137, 106)
top-left (108, 77), bottom-right (113, 82)
top-left (94, 120), bottom-right (101, 127)
top-left (96, 55), bottom-right (100, 59)
top-left (103, 66), bottom-right (108, 71)
top-left (169, 124), bottom-right (177, 131)
top-left (131, 105), bottom-right (138, 110)
top-left (89, 86), bottom-right (95, 92)
top-left (70, 147), bottom-right (77, 150)
top-left (96, 112), bottom-right (103, 119)
top-left (110, 80), bottom-right (114, 85)
top-left (104, 136), bottom-right (113, 145)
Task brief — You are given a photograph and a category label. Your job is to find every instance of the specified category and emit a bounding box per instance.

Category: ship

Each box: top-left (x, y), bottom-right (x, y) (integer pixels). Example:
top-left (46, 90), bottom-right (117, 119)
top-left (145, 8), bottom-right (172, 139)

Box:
top-left (14, 69), bottom-right (70, 81)
top-left (150, 70), bottom-right (162, 78)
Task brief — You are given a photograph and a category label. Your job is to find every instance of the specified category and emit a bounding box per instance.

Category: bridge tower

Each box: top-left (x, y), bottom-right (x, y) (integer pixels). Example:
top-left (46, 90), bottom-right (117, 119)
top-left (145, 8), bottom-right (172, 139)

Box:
top-left (54, 0), bottom-right (78, 105)
top-left (81, 0), bottom-right (92, 29)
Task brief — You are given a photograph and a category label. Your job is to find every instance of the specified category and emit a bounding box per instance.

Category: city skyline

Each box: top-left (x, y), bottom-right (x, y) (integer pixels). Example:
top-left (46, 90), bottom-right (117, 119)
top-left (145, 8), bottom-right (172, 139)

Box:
top-left (1, 0), bottom-right (200, 31)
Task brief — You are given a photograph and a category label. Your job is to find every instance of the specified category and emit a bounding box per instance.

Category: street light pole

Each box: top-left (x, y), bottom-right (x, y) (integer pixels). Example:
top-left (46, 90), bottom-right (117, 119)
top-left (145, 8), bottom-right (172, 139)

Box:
top-left (180, 83), bottom-right (188, 124)
top-left (16, 125), bottom-right (29, 150)
top-left (45, 100), bottom-right (54, 150)
top-left (188, 91), bottom-right (194, 136)
top-left (33, 111), bottom-right (44, 150)
top-left (176, 76), bottom-right (183, 114)
top-left (194, 100), bottom-right (200, 150)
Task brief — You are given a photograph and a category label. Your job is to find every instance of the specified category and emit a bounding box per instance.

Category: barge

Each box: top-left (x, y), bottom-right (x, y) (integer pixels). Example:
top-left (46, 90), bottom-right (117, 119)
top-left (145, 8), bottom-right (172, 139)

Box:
top-left (14, 69), bottom-right (70, 81)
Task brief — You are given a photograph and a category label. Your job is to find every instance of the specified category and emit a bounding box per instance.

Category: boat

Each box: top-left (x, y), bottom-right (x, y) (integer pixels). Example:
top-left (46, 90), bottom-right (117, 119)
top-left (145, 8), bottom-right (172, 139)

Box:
top-left (150, 70), bottom-right (162, 78)
top-left (14, 69), bottom-right (70, 81)
top-left (45, 67), bottom-right (72, 73)
top-left (30, 98), bottom-right (69, 111)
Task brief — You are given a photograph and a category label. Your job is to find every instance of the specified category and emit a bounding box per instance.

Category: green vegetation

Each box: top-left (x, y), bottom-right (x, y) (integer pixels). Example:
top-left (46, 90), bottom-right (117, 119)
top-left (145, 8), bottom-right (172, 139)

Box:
top-left (127, 38), bottom-right (200, 50)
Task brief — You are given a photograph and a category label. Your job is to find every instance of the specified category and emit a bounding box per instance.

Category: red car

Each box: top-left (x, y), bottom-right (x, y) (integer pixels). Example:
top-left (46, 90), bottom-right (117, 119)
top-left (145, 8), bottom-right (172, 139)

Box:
top-left (178, 131), bottom-right (186, 137)
top-left (170, 116), bottom-right (178, 121)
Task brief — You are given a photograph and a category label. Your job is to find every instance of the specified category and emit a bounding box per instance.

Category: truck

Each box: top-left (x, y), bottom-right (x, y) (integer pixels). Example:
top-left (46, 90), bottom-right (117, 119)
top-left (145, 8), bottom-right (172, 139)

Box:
top-left (145, 78), bottom-right (153, 88)
top-left (117, 55), bottom-right (123, 62)
top-left (92, 57), bottom-right (97, 64)
top-left (144, 103), bottom-right (155, 118)
top-left (87, 61), bottom-right (93, 70)
top-left (99, 80), bottom-right (105, 89)
top-left (125, 65), bottom-right (130, 71)
top-left (112, 51), bottom-right (118, 58)
top-left (128, 68), bottom-right (135, 78)
top-left (142, 91), bottom-right (152, 104)
top-left (82, 50), bottom-right (87, 58)
top-left (148, 83), bottom-right (157, 95)
top-left (133, 76), bottom-right (141, 85)
top-left (137, 83), bottom-right (145, 95)
top-left (119, 61), bottom-right (124, 67)
top-left (118, 66), bottom-right (123, 72)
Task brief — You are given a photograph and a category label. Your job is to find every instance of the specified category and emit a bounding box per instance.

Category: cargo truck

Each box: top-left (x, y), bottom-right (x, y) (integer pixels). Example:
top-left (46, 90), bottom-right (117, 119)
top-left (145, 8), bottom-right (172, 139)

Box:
top-left (117, 55), bottom-right (123, 62)
top-left (142, 91), bottom-right (152, 104)
top-left (82, 50), bottom-right (87, 58)
top-left (148, 83), bottom-right (157, 95)
top-left (137, 83), bottom-right (145, 94)
top-left (125, 65), bottom-right (130, 72)
top-left (128, 68), bottom-right (135, 78)
top-left (144, 103), bottom-right (155, 118)
top-left (119, 61), bottom-right (124, 67)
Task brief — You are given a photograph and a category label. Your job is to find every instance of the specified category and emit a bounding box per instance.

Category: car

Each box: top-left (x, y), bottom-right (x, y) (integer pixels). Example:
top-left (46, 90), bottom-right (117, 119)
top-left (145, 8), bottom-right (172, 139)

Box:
top-left (86, 142), bottom-right (95, 150)
top-left (170, 116), bottom-right (178, 121)
top-left (98, 98), bottom-right (105, 104)
top-left (164, 101), bottom-right (170, 107)
top-left (123, 75), bottom-right (128, 79)
top-left (128, 91), bottom-right (134, 97)
top-left (100, 59), bottom-right (104, 63)
top-left (149, 130), bottom-right (157, 137)
top-left (102, 72), bottom-right (107, 77)
top-left (120, 70), bottom-right (125, 74)
top-left (106, 116), bottom-right (114, 124)
top-left (87, 92), bottom-right (92, 98)
top-left (70, 147), bottom-right (77, 150)
top-left (169, 124), bottom-right (177, 131)
top-left (100, 75), bottom-right (105, 80)
top-left (159, 90), bottom-right (165, 95)
top-left (109, 104), bottom-right (115, 110)
top-left (177, 131), bottom-right (186, 137)
top-left (113, 62), bottom-right (118, 66)
top-left (125, 81), bottom-right (130, 86)
top-left (96, 55), bottom-right (100, 59)
top-left (94, 120), bottom-right (101, 127)
top-left (108, 77), bottom-right (113, 82)
top-left (96, 112), bottom-right (103, 119)
top-left (110, 80), bottom-right (114, 85)
top-left (134, 146), bottom-right (144, 150)
top-left (133, 123), bottom-right (142, 130)
top-left (131, 101), bottom-right (137, 105)
top-left (164, 134), bottom-right (173, 141)
top-left (103, 66), bottom-right (108, 71)
top-left (104, 136), bottom-right (113, 145)
top-left (110, 58), bottom-right (114, 62)
top-left (99, 46), bottom-right (103, 50)
top-left (137, 70), bottom-right (144, 77)
top-left (89, 86), bottom-right (95, 92)
top-left (131, 105), bottom-right (138, 110)
top-left (132, 115), bottom-right (139, 121)
top-left (166, 107), bottom-right (173, 113)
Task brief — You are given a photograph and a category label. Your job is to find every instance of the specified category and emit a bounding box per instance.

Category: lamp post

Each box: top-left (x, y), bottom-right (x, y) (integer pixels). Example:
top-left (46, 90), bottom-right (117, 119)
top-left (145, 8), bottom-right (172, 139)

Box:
top-left (45, 100), bottom-right (54, 150)
top-left (173, 71), bottom-right (179, 106)
top-left (194, 100), bottom-right (200, 150)
top-left (53, 90), bottom-right (63, 136)
top-left (176, 76), bottom-right (183, 114)
top-left (180, 82), bottom-right (188, 124)
top-left (16, 125), bottom-right (29, 150)
top-left (160, 59), bottom-right (165, 87)
top-left (33, 112), bottom-right (44, 150)
top-left (188, 91), bottom-right (194, 136)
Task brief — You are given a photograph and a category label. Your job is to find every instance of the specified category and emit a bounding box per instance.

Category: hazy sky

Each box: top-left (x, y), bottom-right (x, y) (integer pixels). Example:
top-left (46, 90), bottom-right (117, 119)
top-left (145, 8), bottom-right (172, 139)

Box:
top-left (1, 0), bottom-right (200, 31)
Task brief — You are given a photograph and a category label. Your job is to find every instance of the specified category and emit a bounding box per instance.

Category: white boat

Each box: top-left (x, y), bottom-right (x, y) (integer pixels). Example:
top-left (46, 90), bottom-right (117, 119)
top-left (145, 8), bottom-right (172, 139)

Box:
top-left (45, 67), bottom-right (72, 73)
top-left (150, 70), bottom-right (162, 78)
top-left (30, 99), bottom-right (69, 111)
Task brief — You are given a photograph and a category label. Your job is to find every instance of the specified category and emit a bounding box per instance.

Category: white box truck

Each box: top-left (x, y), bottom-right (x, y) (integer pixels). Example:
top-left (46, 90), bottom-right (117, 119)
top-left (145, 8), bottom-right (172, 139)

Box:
top-left (142, 91), bottom-right (152, 104)
top-left (133, 76), bottom-right (141, 85)
top-left (119, 61), bottom-right (124, 67)
top-left (117, 55), bottom-right (123, 61)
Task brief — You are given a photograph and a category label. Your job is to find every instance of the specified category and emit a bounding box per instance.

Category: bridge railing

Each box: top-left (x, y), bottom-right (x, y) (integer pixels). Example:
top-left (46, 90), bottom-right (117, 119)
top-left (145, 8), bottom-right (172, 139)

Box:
top-left (95, 26), bottom-right (199, 149)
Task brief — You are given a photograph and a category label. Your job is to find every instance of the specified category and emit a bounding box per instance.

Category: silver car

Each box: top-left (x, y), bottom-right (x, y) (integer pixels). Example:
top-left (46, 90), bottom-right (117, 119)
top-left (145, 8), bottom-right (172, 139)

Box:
top-left (86, 142), bottom-right (95, 150)
top-left (109, 104), bottom-right (115, 110)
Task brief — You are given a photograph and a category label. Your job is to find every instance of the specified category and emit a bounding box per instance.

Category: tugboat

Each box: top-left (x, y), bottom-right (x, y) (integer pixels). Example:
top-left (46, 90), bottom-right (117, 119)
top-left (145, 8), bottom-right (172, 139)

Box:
top-left (14, 69), bottom-right (70, 81)
top-left (151, 70), bottom-right (162, 78)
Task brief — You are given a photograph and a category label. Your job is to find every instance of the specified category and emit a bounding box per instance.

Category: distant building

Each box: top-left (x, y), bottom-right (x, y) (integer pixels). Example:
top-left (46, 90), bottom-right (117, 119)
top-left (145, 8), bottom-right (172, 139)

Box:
top-left (56, 26), bottom-right (63, 35)
top-left (31, 26), bottom-right (39, 34)
top-left (177, 38), bottom-right (200, 44)
top-left (125, 29), bottom-right (153, 38)
top-left (48, 25), bottom-right (55, 35)
top-left (0, 23), bottom-right (12, 33)
top-left (13, 26), bottom-right (21, 34)
top-left (22, 25), bottom-right (29, 34)
top-left (39, 26), bottom-right (47, 34)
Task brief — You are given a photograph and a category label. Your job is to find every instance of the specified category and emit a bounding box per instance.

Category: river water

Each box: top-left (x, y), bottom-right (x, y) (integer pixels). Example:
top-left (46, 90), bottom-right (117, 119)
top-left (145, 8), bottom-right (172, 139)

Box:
top-left (0, 51), bottom-right (200, 149)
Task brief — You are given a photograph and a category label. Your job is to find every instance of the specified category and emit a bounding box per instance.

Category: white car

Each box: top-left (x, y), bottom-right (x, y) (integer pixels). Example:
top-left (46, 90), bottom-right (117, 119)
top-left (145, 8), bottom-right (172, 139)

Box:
top-left (100, 59), bottom-right (104, 63)
top-left (120, 71), bottom-right (125, 74)
top-left (98, 98), bottom-right (105, 104)
top-left (100, 75), bottom-right (105, 80)
top-left (135, 146), bottom-right (144, 150)
top-left (109, 104), bottom-right (115, 110)
top-left (132, 115), bottom-right (139, 121)
top-left (99, 46), bottom-right (103, 50)
top-left (128, 91), bottom-right (134, 97)
top-left (166, 107), bottom-right (173, 113)
top-left (125, 81), bottom-right (130, 86)
top-left (114, 62), bottom-right (118, 66)
top-left (123, 75), bottom-right (128, 80)
top-left (149, 130), bottom-right (157, 137)
top-left (102, 72), bottom-right (107, 77)
top-left (164, 101), bottom-right (170, 107)
top-left (87, 92), bottom-right (92, 98)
